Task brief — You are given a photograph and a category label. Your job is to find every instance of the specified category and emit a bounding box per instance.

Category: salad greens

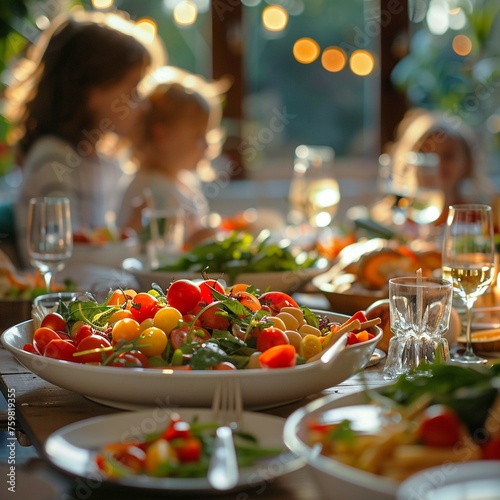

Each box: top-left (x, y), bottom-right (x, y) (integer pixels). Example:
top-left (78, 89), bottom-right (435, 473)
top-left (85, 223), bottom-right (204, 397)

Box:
top-left (156, 231), bottom-right (318, 281)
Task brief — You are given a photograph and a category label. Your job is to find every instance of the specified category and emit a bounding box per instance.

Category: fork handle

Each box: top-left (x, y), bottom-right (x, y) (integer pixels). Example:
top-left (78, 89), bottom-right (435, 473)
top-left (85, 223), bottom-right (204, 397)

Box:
top-left (207, 426), bottom-right (239, 490)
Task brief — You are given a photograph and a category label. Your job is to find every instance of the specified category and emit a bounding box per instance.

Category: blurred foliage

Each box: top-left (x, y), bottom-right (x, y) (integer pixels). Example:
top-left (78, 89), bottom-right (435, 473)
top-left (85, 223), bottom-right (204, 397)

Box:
top-left (392, 0), bottom-right (500, 131)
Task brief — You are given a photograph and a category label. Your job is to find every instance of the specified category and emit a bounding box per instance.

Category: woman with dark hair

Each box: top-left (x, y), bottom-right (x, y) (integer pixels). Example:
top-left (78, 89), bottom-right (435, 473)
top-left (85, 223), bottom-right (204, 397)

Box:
top-left (7, 10), bottom-right (166, 265)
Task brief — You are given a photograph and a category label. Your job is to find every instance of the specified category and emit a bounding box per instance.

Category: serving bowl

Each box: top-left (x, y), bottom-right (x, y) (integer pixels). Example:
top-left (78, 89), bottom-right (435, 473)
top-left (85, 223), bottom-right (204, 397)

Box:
top-left (123, 256), bottom-right (330, 294)
top-left (1, 310), bottom-right (381, 410)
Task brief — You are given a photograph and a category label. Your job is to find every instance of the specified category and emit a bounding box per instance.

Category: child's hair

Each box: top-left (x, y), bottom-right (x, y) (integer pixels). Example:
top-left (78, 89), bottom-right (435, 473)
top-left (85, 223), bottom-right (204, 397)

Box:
top-left (5, 10), bottom-right (165, 159)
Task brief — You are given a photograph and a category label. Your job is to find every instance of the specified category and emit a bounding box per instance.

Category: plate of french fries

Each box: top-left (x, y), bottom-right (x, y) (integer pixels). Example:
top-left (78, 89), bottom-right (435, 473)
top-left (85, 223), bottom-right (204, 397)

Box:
top-left (283, 363), bottom-right (500, 500)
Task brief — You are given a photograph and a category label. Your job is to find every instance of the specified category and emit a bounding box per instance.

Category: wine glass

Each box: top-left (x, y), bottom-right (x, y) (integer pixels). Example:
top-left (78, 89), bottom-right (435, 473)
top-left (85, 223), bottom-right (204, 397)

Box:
top-left (442, 204), bottom-right (495, 364)
top-left (27, 197), bottom-right (73, 292)
top-left (288, 145), bottom-right (340, 229)
top-left (405, 152), bottom-right (445, 241)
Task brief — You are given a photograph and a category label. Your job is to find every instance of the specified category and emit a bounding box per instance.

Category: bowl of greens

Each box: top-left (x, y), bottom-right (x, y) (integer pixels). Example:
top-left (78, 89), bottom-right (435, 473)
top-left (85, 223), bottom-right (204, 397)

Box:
top-left (123, 231), bottom-right (329, 293)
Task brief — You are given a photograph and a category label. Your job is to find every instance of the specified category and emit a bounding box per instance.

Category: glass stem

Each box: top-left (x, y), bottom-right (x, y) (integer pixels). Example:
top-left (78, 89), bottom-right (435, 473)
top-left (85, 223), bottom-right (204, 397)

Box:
top-left (43, 272), bottom-right (53, 293)
top-left (463, 297), bottom-right (476, 358)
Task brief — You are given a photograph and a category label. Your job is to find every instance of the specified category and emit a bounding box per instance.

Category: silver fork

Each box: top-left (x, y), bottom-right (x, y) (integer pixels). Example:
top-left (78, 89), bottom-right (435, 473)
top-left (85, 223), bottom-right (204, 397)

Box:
top-left (207, 378), bottom-right (242, 490)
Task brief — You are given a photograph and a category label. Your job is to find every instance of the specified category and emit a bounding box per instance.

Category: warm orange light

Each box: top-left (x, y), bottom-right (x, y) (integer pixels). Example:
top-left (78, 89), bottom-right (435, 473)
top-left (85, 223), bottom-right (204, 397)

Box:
top-left (452, 34), bottom-right (472, 56)
top-left (349, 50), bottom-right (374, 76)
top-left (92, 0), bottom-right (114, 8)
top-left (293, 38), bottom-right (320, 64)
top-left (134, 18), bottom-right (157, 45)
top-left (262, 5), bottom-right (288, 32)
top-left (174, 0), bottom-right (198, 26)
top-left (321, 46), bottom-right (346, 72)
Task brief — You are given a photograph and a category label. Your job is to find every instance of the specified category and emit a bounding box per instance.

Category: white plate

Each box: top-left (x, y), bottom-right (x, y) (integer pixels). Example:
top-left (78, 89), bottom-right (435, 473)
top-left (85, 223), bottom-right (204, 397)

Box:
top-left (1, 311), bottom-right (381, 410)
top-left (122, 256), bottom-right (330, 293)
top-left (283, 390), bottom-right (398, 500)
top-left (398, 461), bottom-right (500, 499)
top-left (44, 408), bottom-right (303, 493)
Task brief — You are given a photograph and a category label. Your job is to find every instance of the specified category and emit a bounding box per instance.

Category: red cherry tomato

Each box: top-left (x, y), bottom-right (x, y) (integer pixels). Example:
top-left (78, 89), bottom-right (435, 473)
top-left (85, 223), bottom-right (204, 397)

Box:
top-left (417, 405), bottom-right (462, 447)
top-left (256, 327), bottom-right (289, 352)
top-left (166, 280), bottom-right (202, 314)
top-left (130, 292), bottom-right (160, 323)
top-left (346, 332), bottom-right (360, 345)
top-left (44, 338), bottom-right (77, 362)
top-left (163, 419), bottom-right (191, 441)
top-left (74, 324), bottom-right (94, 346)
top-left (258, 291), bottom-right (299, 314)
top-left (198, 279), bottom-right (225, 303)
top-left (111, 444), bottom-right (146, 472)
top-left (173, 437), bottom-right (202, 463)
top-left (195, 301), bottom-right (230, 330)
top-left (109, 351), bottom-right (148, 368)
top-left (258, 344), bottom-right (297, 369)
top-left (482, 437), bottom-right (500, 460)
top-left (33, 327), bottom-right (61, 355)
top-left (75, 334), bottom-right (112, 364)
top-left (41, 312), bottom-right (67, 334)
top-left (22, 343), bottom-right (39, 354)
top-left (170, 325), bottom-right (211, 350)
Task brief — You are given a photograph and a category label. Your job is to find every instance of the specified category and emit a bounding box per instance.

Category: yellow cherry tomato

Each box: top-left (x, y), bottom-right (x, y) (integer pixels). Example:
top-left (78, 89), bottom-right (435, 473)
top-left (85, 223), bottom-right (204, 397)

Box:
top-left (145, 438), bottom-right (177, 473)
top-left (139, 318), bottom-right (155, 332)
top-left (137, 327), bottom-right (168, 357)
top-left (111, 318), bottom-right (141, 345)
top-left (299, 334), bottom-right (322, 360)
top-left (153, 306), bottom-right (182, 335)
top-left (108, 309), bottom-right (134, 324)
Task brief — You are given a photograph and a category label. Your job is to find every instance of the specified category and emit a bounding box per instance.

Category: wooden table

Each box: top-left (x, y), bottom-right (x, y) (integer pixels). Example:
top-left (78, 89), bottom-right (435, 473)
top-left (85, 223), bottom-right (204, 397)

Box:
top-left (0, 343), bottom-right (387, 499)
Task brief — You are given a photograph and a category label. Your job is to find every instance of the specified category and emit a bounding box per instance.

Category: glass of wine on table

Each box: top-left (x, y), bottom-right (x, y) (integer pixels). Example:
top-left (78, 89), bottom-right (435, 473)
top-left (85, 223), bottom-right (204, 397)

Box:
top-left (442, 204), bottom-right (495, 364)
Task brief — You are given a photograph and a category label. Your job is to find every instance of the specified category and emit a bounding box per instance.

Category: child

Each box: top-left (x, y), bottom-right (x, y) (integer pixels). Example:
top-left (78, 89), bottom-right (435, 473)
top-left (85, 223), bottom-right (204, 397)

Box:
top-left (6, 10), bottom-right (166, 266)
top-left (117, 67), bottom-right (228, 246)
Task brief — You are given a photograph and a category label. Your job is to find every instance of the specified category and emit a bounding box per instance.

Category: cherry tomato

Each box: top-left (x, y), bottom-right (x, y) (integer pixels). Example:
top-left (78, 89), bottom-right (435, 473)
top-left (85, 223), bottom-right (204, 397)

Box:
top-left (199, 279), bottom-right (225, 303)
top-left (258, 291), bottom-right (299, 314)
top-left (163, 418), bottom-right (191, 441)
top-left (44, 338), bottom-right (77, 362)
top-left (112, 318), bottom-right (141, 345)
top-left (195, 301), bottom-right (230, 330)
top-left (74, 324), bottom-right (94, 346)
top-left (108, 309), bottom-right (135, 324)
top-left (346, 332), bottom-right (360, 345)
top-left (235, 291), bottom-right (261, 313)
top-left (107, 289), bottom-right (130, 306)
top-left (153, 306), bottom-right (182, 335)
top-left (145, 439), bottom-right (176, 473)
top-left (213, 361), bottom-right (237, 370)
top-left (109, 351), bottom-right (148, 368)
top-left (259, 344), bottom-right (297, 369)
top-left (112, 444), bottom-right (146, 472)
top-left (417, 405), bottom-right (462, 447)
top-left (137, 327), bottom-right (168, 357)
top-left (33, 327), bottom-right (61, 355)
top-left (170, 325), bottom-right (211, 350)
top-left (482, 437), bottom-right (500, 460)
top-left (173, 437), bottom-right (202, 463)
top-left (41, 312), bottom-right (67, 333)
top-left (75, 334), bottom-right (112, 364)
top-left (22, 343), bottom-right (38, 354)
top-left (166, 279), bottom-right (202, 314)
top-left (130, 292), bottom-right (160, 323)
top-left (256, 327), bottom-right (289, 352)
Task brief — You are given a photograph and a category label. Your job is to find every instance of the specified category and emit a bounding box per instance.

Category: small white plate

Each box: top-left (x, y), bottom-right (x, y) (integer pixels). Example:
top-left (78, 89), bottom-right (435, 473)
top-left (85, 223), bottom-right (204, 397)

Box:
top-left (44, 408), bottom-right (303, 493)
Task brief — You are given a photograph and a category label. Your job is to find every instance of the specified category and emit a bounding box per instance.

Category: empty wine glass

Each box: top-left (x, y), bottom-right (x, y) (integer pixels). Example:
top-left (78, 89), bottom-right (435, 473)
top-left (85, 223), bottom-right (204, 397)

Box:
top-left (288, 145), bottom-right (340, 229)
top-left (442, 204), bottom-right (495, 364)
top-left (27, 197), bottom-right (73, 292)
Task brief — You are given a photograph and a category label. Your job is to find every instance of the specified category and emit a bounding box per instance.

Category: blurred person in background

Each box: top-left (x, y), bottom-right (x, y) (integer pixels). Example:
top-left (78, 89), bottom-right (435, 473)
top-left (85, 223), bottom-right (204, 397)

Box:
top-left (5, 10), bottom-right (166, 266)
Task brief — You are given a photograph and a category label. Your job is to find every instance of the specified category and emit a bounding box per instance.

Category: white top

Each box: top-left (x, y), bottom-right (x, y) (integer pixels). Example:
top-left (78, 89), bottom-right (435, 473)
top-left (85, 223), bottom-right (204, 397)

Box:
top-left (14, 136), bottom-right (124, 266)
top-left (116, 168), bottom-right (210, 239)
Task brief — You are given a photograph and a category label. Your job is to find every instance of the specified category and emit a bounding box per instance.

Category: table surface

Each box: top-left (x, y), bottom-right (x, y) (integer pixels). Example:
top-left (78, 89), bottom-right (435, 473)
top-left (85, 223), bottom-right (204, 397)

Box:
top-left (0, 336), bottom-right (388, 500)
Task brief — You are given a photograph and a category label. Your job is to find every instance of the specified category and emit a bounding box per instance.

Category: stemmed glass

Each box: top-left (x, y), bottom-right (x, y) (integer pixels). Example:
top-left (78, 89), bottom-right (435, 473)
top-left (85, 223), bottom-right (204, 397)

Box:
top-left (442, 204), bottom-right (495, 364)
top-left (27, 197), bottom-right (73, 292)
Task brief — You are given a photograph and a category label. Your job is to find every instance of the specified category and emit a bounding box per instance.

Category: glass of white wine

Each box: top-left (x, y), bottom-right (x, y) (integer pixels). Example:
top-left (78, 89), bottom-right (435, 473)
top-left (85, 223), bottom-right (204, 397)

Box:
top-left (27, 197), bottom-right (73, 292)
top-left (442, 204), bottom-right (495, 364)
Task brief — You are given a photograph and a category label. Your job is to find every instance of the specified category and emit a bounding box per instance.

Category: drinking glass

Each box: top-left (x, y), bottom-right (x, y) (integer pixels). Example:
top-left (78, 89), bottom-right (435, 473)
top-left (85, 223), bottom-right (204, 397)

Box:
top-left (27, 197), bottom-right (73, 292)
top-left (288, 145), bottom-right (340, 229)
top-left (383, 276), bottom-right (453, 380)
top-left (442, 204), bottom-right (495, 364)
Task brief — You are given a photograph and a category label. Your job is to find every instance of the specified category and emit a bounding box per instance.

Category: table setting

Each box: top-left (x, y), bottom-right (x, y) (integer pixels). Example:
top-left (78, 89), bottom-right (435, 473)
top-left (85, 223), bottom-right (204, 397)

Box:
top-left (2, 190), bottom-right (500, 500)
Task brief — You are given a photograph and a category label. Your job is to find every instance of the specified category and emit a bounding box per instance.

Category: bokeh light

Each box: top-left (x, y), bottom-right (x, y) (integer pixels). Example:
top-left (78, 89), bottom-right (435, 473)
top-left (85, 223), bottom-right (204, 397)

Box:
top-left (452, 34), bottom-right (472, 56)
top-left (92, 0), bottom-right (114, 8)
top-left (321, 47), bottom-right (346, 72)
top-left (173, 0), bottom-right (198, 26)
top-left (349, 50), bottom-right (374, 76)
top-left (262, 5), bottom-right (288, 32)
top-left (426, 0), bottom-right (449, 35)
top-left (134, 18), bottom-right (157, 45)
top-left (293, 38), bottom-right (320, 64)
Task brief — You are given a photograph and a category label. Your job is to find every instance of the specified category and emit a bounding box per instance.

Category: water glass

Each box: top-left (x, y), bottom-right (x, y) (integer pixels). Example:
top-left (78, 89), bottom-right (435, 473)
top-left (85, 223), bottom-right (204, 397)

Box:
top-left (383, 276), bottom-right (453, 380)
top-left (141, 208), bottom-right (185, 269)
